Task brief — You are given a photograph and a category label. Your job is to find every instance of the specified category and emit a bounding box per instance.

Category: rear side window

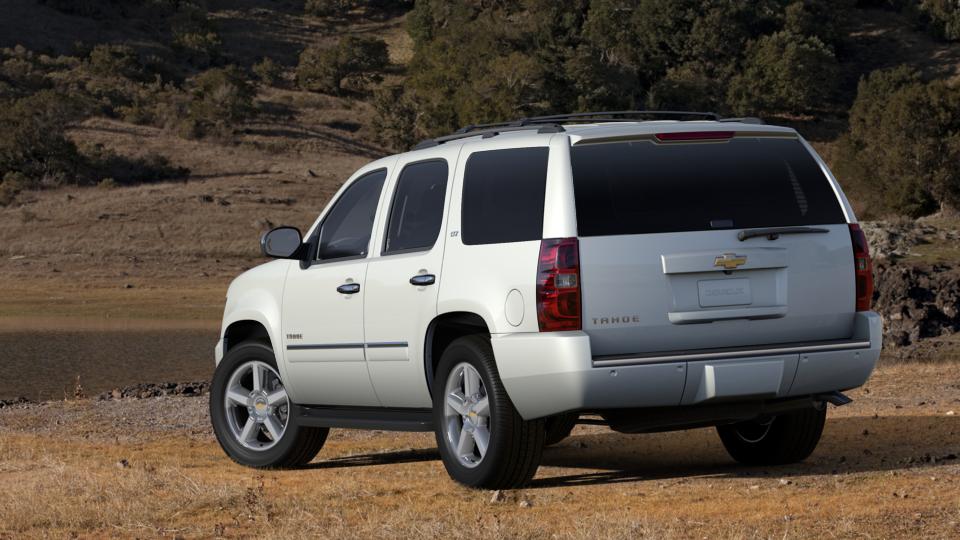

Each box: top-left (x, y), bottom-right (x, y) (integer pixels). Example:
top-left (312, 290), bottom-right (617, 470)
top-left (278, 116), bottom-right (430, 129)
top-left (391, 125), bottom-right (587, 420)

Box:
top-left (570, 137), bottom-right (846, 237)
top-left (383, 160), bottom-right (449, 254)
top-left (461, 147), bottom-right (549, 245)
top-left (317, 169), bottom-right (386, 260)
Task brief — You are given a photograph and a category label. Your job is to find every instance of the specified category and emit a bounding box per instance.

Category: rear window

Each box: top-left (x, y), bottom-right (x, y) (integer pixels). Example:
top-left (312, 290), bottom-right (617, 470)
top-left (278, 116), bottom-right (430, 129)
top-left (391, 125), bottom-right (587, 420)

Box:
top-left (461, 147), bottom-right (549, 245)
top-left (570, 137), bottom-right (846, 237)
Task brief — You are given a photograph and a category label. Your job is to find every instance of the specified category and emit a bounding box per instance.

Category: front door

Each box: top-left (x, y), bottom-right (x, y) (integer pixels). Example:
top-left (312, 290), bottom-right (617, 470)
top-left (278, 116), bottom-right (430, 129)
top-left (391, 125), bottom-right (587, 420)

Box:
top-left (364, 153), bottom-right (455, 407)
top-left (281, 168), bottom-right (388, 406)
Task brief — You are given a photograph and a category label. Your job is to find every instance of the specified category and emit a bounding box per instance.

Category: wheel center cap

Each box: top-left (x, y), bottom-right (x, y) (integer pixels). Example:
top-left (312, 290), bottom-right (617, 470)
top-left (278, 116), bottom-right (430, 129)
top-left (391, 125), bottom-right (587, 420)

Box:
top-left (252, 394), bottom-right (269, 417)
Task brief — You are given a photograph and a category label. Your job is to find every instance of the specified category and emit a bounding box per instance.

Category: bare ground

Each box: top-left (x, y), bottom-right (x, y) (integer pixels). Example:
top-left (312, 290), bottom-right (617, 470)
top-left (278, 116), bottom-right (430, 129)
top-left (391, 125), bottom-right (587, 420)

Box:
top-left (0, 363), bottom-right (958, 539)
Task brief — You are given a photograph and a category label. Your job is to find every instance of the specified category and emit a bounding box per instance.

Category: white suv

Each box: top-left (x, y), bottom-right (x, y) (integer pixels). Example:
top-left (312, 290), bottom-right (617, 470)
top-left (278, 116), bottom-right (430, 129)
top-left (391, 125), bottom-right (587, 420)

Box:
top-left (210, 111), bottom-right (882, 489)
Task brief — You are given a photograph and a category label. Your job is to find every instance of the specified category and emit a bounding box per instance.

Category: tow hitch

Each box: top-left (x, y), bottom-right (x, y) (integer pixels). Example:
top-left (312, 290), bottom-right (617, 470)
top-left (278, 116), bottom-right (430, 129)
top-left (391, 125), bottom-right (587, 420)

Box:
top-left (816, 391), bottom-right (853, 407)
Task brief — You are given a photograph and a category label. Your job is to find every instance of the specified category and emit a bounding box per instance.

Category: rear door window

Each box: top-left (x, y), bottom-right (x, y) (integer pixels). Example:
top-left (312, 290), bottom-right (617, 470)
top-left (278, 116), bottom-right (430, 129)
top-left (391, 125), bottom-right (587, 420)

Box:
top-left (461, 147), bottom-right (549, 245)
top-left (570, 137), bottom-right (845, 237)
top-left (383, 159), bottom-right (449, 254)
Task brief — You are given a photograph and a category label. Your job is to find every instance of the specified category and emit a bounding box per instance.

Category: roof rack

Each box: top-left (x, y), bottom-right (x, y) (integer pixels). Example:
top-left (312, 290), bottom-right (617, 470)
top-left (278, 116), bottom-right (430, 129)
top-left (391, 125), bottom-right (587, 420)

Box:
top-left (412, 110), bottom-right (723, 150)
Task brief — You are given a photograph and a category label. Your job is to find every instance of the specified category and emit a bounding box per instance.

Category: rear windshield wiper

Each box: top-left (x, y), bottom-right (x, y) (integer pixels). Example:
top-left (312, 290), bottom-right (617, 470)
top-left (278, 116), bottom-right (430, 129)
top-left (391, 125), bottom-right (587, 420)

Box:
top-left (737, 226), bottom-right (830, 241)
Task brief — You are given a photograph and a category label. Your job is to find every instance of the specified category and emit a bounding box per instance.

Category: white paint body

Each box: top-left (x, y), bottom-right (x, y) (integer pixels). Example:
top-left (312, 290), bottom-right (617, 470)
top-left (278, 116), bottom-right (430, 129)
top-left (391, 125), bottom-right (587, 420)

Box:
top-left (218, 121), bottom-right (882, 419)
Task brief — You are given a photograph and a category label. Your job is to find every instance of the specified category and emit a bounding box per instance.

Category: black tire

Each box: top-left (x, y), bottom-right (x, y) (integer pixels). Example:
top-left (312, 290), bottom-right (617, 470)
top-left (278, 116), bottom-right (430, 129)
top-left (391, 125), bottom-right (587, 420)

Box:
top-left (716, 406), bottom-right (826, 466)
top-left (210, 341), bottom-right (328, 468)
top-left (544, 413), bottom-right (578, 446)
top-left (432, 335), bottom-right (546, 489)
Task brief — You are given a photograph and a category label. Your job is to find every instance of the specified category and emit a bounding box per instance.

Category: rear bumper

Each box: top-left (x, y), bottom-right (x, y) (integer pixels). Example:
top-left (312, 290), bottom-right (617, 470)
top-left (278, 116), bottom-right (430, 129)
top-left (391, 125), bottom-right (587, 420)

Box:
top-left (493, 311), bottom-right (882, 420)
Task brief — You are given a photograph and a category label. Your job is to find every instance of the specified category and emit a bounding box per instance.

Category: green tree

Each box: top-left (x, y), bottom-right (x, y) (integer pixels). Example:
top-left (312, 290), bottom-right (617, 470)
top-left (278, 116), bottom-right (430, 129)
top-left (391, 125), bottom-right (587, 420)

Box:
top-left (727, 31), bottom-right (839, 115)
top-left (0, 90), bottom-right (83, 187)
top-left (835, 66), bottom-right (960, 217)
top-left (296, 36), bottom-right (389, 95)
top-left (186, 66), bottom-right (256, 137)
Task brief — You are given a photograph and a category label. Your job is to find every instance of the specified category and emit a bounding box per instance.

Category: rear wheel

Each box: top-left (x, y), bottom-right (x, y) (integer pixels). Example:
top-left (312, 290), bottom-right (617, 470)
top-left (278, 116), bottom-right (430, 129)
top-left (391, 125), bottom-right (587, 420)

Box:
top-left (544, 413), bottom-right (578, 446)
top-left (716, 406), bottom-right (826, 466)
top-left (210, 341), bottom-right (328, 468)
top-left (433, 335), bottom-right (545, 489)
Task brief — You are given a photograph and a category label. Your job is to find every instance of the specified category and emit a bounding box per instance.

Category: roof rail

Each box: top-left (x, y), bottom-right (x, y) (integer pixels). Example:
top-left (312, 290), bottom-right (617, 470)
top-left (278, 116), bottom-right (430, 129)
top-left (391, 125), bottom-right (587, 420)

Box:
top-left (411, 110), bottom-right (722, 150)
top-left (518, 110), bottom-right (720, 124)
top-left (718, 116), bottom-right (765, 125)
top-left (413, 123), bottom-right (563, 150)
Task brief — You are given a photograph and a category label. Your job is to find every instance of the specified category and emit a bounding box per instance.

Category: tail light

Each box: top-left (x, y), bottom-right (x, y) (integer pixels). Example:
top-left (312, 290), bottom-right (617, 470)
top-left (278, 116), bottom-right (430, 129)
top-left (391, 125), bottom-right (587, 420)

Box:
top-left (537, 238), bottom-right (581, 331)
top-left (848, 224), bottom-right (874, 311)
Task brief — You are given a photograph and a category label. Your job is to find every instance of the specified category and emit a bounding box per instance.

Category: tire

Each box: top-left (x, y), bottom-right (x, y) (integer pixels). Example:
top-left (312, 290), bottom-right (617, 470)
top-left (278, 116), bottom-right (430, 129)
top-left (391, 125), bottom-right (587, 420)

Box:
top-left (716, 406), bottom-right (827, 466)
top-left (210, 341), bottom-right (328, 468)
top-left (432, 335), bottom-right (546, 489)
top-left (544, 413), bottom-right (578, 446)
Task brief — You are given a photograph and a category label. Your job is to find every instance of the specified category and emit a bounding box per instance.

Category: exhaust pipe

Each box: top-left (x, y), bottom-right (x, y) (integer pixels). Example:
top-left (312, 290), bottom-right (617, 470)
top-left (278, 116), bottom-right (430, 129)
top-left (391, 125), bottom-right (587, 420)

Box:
top-left (816, 391), bottom-right (853, 407)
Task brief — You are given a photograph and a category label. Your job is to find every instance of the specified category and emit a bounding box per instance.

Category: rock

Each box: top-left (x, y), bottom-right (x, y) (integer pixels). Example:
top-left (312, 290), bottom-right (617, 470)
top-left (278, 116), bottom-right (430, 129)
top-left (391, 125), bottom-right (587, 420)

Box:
top-left (116, 459), bottom-right (130, 469)
top-left (123, 283), bottom-right (134, 289)
top-left (0, 396), bottom-right (34, 408)
top-left (97, 381), bottom-right (210, 401)
top-left (518, 499), bottom-right (532, 508)
top-left (946, 411), bottom-right (955, 416)
top-left (490, 490), bottom-right (505, 503)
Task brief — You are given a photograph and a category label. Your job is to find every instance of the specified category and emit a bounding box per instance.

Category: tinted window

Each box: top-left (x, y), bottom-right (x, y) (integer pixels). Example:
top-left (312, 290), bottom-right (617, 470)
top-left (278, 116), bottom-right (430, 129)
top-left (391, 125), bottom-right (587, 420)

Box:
top-left (317, 169), bottom-right (386, 260)
top-left (570, 137), bottom-right (846, 236)
top-left (462, 147), bottom-right (549, 245)
top-left (383, 160), bottom-right (449, 254)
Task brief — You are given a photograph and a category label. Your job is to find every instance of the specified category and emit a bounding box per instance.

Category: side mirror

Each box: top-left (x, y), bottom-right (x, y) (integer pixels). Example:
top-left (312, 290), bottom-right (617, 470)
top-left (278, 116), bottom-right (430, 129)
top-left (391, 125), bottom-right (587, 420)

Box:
top-left (261, 226), bottom-right (303, 259)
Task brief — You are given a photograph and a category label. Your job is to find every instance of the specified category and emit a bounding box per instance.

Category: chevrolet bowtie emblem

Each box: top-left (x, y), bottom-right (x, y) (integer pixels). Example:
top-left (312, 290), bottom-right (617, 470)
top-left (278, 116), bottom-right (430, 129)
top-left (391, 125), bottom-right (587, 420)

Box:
top-left (714, 253), bottom-right (748, 270)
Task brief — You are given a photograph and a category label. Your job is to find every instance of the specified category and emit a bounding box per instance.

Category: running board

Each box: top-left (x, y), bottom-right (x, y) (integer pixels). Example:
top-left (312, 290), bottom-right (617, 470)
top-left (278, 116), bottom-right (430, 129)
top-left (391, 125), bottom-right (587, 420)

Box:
top-left (294, 404), bottom-right (434, 432)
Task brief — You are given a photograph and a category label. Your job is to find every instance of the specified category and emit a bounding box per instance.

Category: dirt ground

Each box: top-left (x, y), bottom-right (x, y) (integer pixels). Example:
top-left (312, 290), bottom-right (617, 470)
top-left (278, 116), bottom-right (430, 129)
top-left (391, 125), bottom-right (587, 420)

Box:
top-left (1, 363), bottom-right (958, 539)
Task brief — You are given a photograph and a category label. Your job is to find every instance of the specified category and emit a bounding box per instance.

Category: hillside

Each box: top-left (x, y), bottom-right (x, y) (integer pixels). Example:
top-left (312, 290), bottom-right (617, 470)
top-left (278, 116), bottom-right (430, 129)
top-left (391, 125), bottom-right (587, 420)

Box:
top-left (1, 1), bottom-right (960, 323)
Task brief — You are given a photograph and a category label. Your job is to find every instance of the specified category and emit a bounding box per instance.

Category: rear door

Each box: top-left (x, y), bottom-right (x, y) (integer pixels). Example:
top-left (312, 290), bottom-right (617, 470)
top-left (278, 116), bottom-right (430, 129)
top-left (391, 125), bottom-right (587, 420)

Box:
top-left (571, 133), bottom-right (854, 358)
top-left (363, 150), bottom-right (456, 408)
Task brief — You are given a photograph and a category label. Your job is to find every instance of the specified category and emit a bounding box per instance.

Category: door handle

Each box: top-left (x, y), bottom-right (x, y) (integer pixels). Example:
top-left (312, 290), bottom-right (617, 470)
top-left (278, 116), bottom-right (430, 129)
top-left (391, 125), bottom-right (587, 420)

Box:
top-left (409, 274), bottom-right (436, 286)
top-left (337, 283), bottom-right (361, 294)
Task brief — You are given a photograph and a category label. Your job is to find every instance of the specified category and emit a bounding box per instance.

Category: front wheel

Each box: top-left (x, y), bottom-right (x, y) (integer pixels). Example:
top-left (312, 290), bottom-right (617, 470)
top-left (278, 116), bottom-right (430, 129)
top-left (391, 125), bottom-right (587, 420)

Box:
top-left (433, 335), bottom-right (545, 489)
top-left (716, 406), bottom-right (826, 466)
top-left (210, 341), bottom-right (328, 468)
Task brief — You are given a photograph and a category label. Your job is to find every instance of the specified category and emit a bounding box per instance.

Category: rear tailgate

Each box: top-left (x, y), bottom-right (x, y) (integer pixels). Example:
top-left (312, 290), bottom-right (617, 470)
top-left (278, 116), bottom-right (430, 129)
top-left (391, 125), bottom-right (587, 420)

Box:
top-left (570, 132), bottom-right (854, 358)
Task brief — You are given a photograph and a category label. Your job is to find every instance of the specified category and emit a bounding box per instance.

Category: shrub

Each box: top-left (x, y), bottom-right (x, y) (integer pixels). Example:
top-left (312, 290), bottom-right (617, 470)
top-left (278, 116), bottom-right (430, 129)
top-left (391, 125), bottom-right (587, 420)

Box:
top-left (304, 0), bottom-right (355, 16)
top-left (86, 44), bottom-right (147, 81)
top-left (0, 171), bottom-right (30, 205)
top-left (919, 0), bottom-right (960, 41)
top-left (252, 57), bottom-right (282, 86)
top-left (170, 4), bottom-right (222, 68)
top-left (727, 31), bottom-right (839, 115)
top-left (372, 85), bottom-right (419, 151)
top-left (154, 66), bottom-right (255, 139)
top-left (834, 66), bottom-right (960, 217)
top-left (82, 144), bottom-right (190, 185)
top-left (296, 36), bottom-right (389, 95)
top-left (0, 91), bottom-right (84, 189)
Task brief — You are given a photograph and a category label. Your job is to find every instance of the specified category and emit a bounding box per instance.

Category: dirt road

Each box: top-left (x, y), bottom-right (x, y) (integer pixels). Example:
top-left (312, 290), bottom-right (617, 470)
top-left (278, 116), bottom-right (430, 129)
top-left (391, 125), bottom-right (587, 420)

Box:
top-left (1, 363), bottom-right (958, 539)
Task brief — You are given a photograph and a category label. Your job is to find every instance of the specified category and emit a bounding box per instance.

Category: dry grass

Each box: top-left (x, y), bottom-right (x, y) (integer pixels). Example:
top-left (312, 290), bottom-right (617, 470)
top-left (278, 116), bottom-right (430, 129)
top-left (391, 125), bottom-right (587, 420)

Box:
top-left (1, 364), bottom-right (959, 539)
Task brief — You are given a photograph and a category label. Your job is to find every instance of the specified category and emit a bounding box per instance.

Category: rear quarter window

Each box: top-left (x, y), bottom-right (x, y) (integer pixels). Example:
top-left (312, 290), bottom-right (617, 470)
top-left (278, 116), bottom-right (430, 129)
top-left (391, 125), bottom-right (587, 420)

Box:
top-left (570, 137), bottom-right (846, 237)
top-left (461, 147), bottom-right (549, 245)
